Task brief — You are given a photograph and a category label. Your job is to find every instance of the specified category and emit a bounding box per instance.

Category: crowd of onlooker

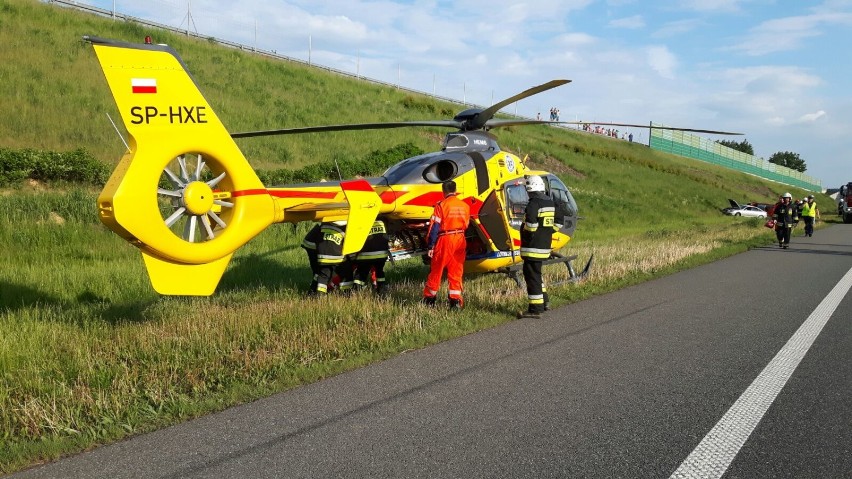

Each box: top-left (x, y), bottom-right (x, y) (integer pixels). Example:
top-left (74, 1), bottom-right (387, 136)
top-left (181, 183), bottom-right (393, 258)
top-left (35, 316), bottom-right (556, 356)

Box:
top-left (533, 108), bottom-right (637, 143)
top-left (580, 123), bottom-right (634, 142)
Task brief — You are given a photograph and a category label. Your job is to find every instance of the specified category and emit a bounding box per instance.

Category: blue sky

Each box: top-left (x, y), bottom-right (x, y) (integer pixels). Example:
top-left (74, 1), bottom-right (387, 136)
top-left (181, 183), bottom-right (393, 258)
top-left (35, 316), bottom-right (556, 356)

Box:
top-left (80, 0), bottom-right (852, 188)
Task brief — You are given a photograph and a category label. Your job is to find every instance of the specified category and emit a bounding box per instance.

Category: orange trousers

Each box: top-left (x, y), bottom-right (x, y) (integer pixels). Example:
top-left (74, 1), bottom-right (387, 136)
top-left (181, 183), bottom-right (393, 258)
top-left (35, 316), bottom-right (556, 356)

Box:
top-left (423, 234), bottom-right (466, 300)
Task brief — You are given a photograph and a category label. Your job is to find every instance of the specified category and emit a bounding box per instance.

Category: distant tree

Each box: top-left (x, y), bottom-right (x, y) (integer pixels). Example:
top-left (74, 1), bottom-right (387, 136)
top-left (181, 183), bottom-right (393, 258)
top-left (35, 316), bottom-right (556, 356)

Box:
top-left (717, 139), bottom-right (754, 155)
top-left (769, 151), bottom-right (807, 172)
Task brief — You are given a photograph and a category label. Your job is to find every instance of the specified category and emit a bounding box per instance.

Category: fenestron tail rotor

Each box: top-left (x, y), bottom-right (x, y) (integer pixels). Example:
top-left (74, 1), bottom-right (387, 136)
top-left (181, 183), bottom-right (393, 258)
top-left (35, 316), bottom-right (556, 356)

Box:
top-left (158, 153), bottom-right (233, 243)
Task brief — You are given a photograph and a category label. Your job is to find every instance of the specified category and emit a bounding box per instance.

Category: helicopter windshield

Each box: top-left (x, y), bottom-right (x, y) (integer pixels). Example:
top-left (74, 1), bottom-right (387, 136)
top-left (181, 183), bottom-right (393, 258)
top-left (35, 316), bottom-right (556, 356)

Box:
top-left (545, 175), bottom-right (578, 216)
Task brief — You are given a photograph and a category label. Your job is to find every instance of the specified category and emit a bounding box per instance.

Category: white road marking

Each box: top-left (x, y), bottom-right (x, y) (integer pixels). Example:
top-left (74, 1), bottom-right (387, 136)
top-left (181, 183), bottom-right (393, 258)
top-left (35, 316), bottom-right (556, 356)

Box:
top-left (671, 265), bottom-right (852, 479)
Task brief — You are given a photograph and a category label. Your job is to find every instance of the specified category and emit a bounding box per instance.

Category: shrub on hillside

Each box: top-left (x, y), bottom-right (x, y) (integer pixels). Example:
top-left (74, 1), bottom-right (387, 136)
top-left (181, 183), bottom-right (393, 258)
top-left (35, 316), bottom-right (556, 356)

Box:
top-left (0, 148), bottom-right (109, 186)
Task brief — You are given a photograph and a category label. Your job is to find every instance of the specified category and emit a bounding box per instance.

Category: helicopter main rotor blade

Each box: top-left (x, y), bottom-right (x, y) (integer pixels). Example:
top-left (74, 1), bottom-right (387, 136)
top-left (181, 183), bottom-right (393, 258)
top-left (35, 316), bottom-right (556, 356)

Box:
top-left (558, 121), bottom-right (743, 135)
top-left (231, 120), bottom-right (462, 138)
top-left (470, 79), bottom-right (571, 130)
top-left (483, 119), bottom-right (555, 129)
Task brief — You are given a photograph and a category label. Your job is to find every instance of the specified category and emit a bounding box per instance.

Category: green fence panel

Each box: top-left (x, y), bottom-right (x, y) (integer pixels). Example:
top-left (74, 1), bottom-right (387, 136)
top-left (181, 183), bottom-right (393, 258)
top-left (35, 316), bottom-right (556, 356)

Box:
top-left (649, 123), bottom-right (821, 191)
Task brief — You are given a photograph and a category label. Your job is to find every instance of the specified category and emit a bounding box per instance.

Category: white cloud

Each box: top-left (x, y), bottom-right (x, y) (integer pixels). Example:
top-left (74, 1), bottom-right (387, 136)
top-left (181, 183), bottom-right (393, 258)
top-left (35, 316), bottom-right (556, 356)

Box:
top-left (652, 18), bottom-right (704, 38)
top-left (676, 0), bottom-right (743, 13)
top-left (647, 46), bottom-right (677, 78)
top-left (609, 15), bottom-right (645, 29)
top-left (555, 32), bottom-right (598, 46)
top-left (798, 110), bottom-right (827, 123)
top-left (730, 11), bottom-right (852, 56)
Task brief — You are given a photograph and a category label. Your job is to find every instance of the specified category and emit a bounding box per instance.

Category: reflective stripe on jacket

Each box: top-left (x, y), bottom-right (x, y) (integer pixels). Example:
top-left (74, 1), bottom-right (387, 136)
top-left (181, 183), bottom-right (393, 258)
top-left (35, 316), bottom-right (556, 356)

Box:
top-left (301, 224), bottom-right (322, 250)
top-left (355, 220), bottom-right (390, 261)
top-left (426, 194), bottom-right (471, 249)
top-left (521, 192), bottom-right (556, 260)
top-left (317, 222), bottom-right (346, 264)
top-left (773, 203), bottom-right (798, 227)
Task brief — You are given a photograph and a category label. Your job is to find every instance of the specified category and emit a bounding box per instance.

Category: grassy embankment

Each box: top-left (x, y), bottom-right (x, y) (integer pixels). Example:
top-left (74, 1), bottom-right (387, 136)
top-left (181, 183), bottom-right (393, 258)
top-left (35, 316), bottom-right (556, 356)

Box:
top-left (0, 0), bottom-right (837, 473)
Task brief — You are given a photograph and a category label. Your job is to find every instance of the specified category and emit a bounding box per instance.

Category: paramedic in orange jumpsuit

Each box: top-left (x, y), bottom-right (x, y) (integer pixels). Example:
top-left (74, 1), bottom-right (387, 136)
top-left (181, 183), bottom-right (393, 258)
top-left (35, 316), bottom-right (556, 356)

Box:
top-left (422, 180), bottom-right (471, 309)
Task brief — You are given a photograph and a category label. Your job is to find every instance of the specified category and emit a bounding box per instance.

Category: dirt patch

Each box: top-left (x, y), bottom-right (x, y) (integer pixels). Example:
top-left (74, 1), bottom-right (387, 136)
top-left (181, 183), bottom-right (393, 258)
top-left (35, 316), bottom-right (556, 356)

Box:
top-left (743, 183), bottom-right (781, 201)
top-left (49, 212), bottom-right (66, 225)
top-left (527, 155), bottom-right (587, 179)
top-left (422, 131), bottom-right (444, 145)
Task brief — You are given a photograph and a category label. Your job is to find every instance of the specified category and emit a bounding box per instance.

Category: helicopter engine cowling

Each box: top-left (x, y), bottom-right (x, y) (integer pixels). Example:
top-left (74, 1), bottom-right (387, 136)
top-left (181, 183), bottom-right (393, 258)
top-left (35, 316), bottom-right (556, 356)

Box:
top-left (422, 160), bottom-right (458, 183)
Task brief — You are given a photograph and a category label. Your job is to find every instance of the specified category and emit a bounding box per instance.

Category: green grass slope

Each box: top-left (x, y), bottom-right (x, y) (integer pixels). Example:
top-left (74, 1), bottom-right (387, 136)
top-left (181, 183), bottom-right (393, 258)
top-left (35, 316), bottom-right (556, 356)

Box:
top-left (0, 0), bottom-right (839, 473)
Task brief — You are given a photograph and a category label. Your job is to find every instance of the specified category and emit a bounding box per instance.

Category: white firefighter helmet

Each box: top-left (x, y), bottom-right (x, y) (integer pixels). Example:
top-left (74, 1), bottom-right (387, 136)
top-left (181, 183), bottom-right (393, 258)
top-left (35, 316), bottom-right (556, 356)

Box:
top-left (526, 175), bottom-right (546, 193)
top-left (782, 192), bottom-right (792, 199)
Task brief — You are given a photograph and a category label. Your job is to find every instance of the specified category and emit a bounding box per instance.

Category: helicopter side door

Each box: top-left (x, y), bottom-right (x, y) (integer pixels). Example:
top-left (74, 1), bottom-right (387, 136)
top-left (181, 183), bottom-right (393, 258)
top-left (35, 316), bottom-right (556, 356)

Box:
top-left (466, 179), bottom-right (531, 258)
top-left (544, 174), bottom-right (579, 237)
top-left (473, 188), bottom-right (516, 253)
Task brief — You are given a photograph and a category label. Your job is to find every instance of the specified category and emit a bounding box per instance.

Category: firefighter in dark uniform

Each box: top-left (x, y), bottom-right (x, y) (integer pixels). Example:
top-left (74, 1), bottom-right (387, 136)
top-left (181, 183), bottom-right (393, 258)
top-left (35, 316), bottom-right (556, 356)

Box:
top-left (316, 220), bottom-right (347, 294)
top-left (301, 223), bottom-right (322, 294)
top-left (353, 219), bottom-right (391, 295)
top-left (773, 192), bottom-right (798, 249)
top-left (518, 175), bottom-right (556, 318)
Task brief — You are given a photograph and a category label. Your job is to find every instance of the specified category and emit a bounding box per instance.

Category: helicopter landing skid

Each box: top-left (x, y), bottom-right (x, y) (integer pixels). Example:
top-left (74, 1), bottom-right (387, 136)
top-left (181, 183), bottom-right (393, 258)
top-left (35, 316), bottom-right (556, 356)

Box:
top-left (498, 252), bottom-right (593, 288)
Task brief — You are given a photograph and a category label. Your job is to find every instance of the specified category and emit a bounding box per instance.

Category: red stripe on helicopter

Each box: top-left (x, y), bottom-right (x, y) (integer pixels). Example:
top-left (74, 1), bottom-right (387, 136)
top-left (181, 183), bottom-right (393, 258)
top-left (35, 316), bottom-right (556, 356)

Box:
top-left (231, 189), bottom-right (268, 197)
top-left (340, 179), bottom-right (373, 192)
top-left (230, 189), bottom-right (338, 199)
top-left (269, 190), bottom-right (338, 199)
top-left (380, 191), bottom-right (406, 204)
top-left (403, 191), bottom-right (446, 206)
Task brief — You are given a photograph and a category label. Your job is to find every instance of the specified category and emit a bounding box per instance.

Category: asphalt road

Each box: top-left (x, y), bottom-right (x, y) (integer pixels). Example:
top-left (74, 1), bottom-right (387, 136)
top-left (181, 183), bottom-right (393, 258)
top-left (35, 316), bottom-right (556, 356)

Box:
top-left (10, 225), bottom-right (852, 479)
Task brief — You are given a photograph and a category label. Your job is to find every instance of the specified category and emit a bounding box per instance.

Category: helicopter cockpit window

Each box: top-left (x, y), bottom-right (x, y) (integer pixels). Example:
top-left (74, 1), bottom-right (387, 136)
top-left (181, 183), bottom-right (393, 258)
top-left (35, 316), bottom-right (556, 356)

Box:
top-left (443, 133), bottom-right (469, 150)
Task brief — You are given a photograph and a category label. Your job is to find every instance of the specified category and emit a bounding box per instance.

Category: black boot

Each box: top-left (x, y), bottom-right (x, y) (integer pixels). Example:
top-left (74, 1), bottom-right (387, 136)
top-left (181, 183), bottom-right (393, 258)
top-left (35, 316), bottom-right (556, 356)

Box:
top-left (421, 296), bottom-right (436, 307)
top-left (448, 298), bottom-right (462, 310)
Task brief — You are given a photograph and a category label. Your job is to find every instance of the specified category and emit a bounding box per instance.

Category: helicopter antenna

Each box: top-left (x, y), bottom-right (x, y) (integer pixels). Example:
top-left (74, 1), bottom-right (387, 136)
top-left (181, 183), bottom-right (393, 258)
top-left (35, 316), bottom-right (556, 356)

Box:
top-left (333, 158), bottom-right (343, 181)
top-left (106, 112), bottom-right (130, 152)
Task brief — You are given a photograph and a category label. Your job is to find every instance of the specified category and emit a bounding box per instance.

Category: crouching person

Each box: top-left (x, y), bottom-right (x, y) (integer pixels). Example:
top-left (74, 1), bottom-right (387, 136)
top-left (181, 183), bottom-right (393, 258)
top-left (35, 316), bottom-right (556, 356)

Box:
top-left (353, 219), bottom-right (390, 295)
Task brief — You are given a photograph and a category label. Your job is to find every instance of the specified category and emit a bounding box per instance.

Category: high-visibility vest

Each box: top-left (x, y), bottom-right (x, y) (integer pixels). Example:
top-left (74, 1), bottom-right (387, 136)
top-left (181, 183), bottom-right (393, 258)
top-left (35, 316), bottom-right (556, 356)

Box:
top-left (801, 201), bottom-right (817, 217)
top-left (426, 194), bottom-right (471, 248)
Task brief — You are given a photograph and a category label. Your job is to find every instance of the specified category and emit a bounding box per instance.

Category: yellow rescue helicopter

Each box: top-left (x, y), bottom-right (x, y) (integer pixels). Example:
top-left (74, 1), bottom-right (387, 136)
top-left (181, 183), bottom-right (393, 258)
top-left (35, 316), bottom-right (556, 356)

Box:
top-left (86, 36), bottom-right (740, 296)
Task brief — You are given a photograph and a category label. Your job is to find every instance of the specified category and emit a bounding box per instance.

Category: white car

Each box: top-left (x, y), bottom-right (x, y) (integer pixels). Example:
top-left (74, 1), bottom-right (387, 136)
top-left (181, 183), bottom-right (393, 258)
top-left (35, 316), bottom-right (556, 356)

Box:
top-left (722, 199), bottom-right (768, 218)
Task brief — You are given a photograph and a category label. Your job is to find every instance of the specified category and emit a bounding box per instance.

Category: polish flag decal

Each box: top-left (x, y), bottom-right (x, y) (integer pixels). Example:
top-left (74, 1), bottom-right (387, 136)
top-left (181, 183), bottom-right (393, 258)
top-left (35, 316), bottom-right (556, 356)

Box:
top-left (131, 78), bottom-right (157, 94)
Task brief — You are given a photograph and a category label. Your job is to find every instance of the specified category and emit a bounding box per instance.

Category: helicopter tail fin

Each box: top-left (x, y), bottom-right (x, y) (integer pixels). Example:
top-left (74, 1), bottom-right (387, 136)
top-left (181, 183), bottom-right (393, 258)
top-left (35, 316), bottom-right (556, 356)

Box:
top-left (339, 180), bottom-right (381, 255)
top-left (142, 252), bottom-right (233, 296)
top-left (87, 36), bottom-right (275, 296)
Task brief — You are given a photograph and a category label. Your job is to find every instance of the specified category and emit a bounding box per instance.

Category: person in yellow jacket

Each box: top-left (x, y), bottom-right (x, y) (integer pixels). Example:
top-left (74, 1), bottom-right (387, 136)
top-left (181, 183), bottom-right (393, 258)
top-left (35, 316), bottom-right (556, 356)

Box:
top-left (801, 194), bottom-right (819, 237)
